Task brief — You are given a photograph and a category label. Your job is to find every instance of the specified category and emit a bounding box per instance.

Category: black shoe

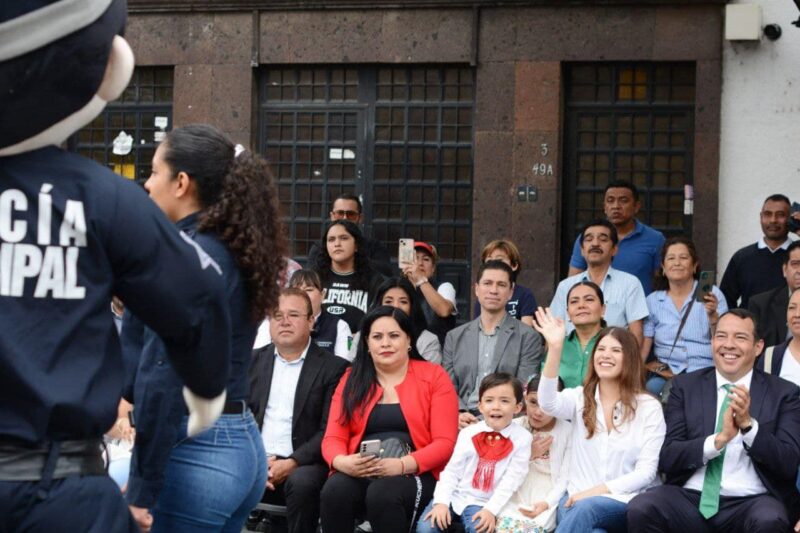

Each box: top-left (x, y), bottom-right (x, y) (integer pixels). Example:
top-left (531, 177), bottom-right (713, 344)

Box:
top-left (253, 516), bottom-right (270, 533)
top-left (245, 511), bottom-right (266, 531)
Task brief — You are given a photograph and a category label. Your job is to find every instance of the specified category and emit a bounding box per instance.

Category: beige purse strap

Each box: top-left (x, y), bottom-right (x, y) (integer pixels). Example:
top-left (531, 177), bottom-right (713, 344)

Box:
top-left (763, 345), bottom-right (775, 374)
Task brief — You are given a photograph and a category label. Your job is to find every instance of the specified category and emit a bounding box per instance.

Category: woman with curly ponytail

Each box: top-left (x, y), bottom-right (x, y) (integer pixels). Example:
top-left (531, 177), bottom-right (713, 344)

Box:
top-left (123, 124), bottom-right (285, 532)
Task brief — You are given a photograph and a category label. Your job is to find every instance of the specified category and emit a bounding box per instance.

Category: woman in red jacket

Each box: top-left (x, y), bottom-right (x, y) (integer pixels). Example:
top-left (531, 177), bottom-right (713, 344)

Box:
top-left (321, 305), bottom-right (459, 533)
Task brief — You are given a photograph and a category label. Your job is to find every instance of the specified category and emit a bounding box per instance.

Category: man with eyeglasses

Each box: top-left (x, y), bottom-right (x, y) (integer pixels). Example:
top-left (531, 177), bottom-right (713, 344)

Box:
top-left (247, 288), bottom-right (348, 533)
top-left (306, 194), bottom-right (393, 276)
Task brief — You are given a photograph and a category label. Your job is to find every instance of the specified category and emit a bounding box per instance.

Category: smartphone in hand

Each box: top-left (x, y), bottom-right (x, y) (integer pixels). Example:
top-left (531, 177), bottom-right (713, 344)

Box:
top-left (359, 439), bottom-right (381, 457)
top-left (398, 238), bottom-right (415, 267)
top-left (694, 270), bottom-right (715, 302)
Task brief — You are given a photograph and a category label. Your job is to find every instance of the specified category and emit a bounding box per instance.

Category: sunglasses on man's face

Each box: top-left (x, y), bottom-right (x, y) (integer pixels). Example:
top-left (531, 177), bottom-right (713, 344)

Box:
top-left (331, 209), bottom-right (360, 221)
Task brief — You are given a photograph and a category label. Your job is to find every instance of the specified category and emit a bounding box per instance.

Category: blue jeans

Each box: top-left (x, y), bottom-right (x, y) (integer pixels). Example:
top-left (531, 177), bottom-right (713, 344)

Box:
top-left (645, 375), bottom-right (667, 396)
top-left (416, 501), bottom-right (482, 533)
top-left (151, 411), bottom-right (267, 533)
top-left (556, 493), bottom-right (627, 533)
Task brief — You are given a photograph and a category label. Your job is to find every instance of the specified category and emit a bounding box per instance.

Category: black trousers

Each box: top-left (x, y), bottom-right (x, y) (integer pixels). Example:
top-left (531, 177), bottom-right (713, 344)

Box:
top-left (262, 463), bottom-right (329, 533)
top-left (627, 485), bottom-right (791, 533)
top-left (319, 472), bottom-right (436, 533)
top-left (0, 475), bottom-right (137, 533)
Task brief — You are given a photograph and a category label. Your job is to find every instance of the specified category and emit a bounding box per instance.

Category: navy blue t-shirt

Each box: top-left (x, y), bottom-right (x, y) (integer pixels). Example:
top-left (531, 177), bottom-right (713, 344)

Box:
top-left (473, 284), bottom-right (537, 320)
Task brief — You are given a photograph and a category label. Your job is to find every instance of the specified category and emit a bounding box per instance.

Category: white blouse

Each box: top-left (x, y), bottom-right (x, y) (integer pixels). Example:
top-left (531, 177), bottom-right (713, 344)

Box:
top-left (537, 376), bottom-right (665, 503)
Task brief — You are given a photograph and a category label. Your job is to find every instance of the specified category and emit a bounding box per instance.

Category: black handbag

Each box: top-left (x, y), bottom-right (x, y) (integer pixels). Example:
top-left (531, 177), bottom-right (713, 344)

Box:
top-left (377, 437), bottom-right (412, 459)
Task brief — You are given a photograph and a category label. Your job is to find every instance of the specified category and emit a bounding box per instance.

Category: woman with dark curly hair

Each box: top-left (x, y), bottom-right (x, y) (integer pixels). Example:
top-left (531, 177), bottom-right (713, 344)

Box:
top-left (315, 220), bottom-right (385, 333)
top-left (122, 124), bottom-right (286, 532)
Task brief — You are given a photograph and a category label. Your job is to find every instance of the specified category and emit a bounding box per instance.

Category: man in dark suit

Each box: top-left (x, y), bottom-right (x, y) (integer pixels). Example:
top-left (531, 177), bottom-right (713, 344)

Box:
top-left (627, 309), bottom-right (800, 532)
top-left (248, 288), bottom-right (349, 533)
top-left (748, 241), bottom-right (800, 348)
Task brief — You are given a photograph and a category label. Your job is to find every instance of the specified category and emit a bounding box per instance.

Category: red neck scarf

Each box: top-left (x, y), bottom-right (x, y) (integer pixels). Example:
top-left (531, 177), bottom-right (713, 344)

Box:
top-left (471, 431), bottom-right (513, 492)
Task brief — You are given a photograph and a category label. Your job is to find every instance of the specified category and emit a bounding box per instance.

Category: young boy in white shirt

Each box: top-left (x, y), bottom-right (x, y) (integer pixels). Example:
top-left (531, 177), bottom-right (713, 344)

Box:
top-left (417, 373), bottom-right (532, 533)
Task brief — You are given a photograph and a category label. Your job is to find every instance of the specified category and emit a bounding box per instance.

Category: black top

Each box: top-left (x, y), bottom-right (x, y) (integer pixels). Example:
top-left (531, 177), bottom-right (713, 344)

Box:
top-left (720, 242), bottom-right (788, 309)
top-left (312, 311), bottom-right (342, 353)
top-left (420, 285), bottom-right (457, 346)
top-left (363, 403), bottom-right (412, 446)
top-left (123, 212), bottom-right (255, 507)
top-left (321, 269), bottom-right (385, 333)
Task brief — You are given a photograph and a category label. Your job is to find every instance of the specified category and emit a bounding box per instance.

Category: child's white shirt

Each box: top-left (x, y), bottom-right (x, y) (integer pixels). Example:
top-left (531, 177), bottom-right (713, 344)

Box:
top-left (432, 419), bottom-right (532, 515)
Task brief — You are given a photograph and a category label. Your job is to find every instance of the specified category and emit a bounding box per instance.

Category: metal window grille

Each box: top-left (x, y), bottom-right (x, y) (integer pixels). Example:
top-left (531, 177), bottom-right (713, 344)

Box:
top-left (259, 65), bottom-right (474, 315)
top-left (68, 67), bottom-right (174, 185)
top-left (562, 62), bottom-right (695, 272)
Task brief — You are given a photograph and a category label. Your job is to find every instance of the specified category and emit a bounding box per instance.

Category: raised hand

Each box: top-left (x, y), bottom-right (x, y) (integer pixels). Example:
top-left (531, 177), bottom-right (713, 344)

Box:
top-left (532, 307), bottom-right (566, 348)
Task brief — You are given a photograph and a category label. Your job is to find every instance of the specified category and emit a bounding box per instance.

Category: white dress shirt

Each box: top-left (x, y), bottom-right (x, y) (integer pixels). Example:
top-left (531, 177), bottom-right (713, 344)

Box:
top-left (261, 341), bottom-right (310, 458)
top-left (538, 376), bottom-right (665, 503)
top-left (683, 370), bottom-right (767, 497)
top-left (432, 420), bottom-right (532, 516)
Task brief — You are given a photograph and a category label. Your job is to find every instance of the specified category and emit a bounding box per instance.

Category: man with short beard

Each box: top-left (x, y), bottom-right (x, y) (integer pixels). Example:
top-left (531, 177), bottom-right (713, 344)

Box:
top-left (721, 194), bottom-right (794, 309)
top-left (567, 181), bottom-right (665, 295)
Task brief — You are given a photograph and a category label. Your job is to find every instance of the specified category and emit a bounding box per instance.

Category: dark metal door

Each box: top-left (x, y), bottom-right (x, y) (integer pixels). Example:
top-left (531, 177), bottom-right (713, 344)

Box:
top-left (259, 66), bottom-right (474, 317)
top-left (561, 63), bottom-right (695, 275)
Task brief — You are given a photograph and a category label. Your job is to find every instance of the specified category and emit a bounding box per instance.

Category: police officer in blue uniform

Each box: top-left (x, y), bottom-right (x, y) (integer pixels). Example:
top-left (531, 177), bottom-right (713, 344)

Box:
top-left (0, 1), bottom-right (231, 531)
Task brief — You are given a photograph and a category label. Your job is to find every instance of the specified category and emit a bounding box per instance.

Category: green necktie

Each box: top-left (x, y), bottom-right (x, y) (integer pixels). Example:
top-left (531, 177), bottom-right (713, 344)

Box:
top-left (699, 383), bottom-right (733, 519)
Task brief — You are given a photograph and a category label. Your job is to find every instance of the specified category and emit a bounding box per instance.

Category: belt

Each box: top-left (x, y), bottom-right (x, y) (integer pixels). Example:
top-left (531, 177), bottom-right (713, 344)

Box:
top-left (0, 439), bottom-right (105, 482)
top-left (222, 399), bottom-right (249, 415)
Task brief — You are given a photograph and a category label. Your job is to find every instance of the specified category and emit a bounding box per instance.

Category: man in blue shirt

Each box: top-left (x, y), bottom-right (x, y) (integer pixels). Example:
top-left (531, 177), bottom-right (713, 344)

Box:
top-left (568, 181), bottom-right (665, 294)
top-left (552, 219), bottom-right (649, 347)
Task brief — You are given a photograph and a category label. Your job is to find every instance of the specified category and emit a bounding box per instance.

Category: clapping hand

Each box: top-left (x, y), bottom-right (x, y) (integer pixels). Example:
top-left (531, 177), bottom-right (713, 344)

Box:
top-left (532, 307), bottom-right (566, 348)
top-left (727, 385), bottom-right (752, 430)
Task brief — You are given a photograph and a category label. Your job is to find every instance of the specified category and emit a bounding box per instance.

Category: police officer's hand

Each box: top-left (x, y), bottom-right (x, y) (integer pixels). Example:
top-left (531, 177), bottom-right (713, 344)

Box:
top-left (129, 505), bottom-right (153, 532)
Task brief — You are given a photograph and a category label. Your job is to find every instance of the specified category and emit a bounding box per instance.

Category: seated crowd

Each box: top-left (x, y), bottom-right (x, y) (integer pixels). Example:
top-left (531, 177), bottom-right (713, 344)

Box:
top-left (114, 182), bottom-right (800, 533)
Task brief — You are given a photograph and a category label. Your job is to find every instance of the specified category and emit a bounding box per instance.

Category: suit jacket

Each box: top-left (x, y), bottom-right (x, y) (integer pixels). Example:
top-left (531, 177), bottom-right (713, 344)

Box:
top-left (660, 367), bottom-right (800, 521)
top-left (248, 342), bottom-right (348, 467)
top-left (748, 284), bottom-right (790, 349)
top-left (442, 314), bottom-right (543, 409)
